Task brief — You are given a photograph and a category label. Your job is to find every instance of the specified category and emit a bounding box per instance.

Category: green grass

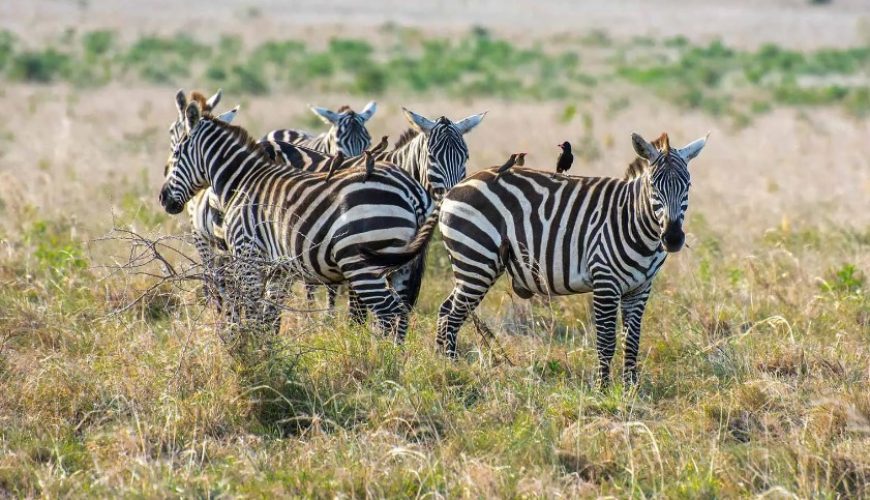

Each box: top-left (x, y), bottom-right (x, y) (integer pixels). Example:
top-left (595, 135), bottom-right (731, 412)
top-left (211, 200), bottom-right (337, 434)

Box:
top-left (2, 27), bottom-right (866, 120)
top-left (0, 196), bottom-right (867, 497)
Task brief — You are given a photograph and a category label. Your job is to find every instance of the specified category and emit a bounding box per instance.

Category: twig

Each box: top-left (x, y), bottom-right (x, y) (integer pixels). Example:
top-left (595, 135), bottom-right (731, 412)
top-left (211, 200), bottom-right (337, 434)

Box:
top-left (470, 312), bottom-right (514, 366)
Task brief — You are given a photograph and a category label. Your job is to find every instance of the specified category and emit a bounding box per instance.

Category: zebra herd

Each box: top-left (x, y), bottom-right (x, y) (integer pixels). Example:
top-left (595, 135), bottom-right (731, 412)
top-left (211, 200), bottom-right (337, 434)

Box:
top-left (160, 89), bottom-right (708, 386)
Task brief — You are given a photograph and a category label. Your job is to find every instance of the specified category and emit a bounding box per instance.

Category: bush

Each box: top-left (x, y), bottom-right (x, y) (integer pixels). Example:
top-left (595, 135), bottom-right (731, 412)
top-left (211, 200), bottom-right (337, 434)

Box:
top-left (9, 49), bottom-right (70, 82)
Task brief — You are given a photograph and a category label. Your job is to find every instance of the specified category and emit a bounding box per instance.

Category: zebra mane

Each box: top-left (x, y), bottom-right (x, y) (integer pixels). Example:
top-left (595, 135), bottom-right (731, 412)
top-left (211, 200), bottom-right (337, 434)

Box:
top-left (623, 157), bottom-right (647, 180)
top-left (393, 128), bottom-right (419, 149)
top-left (624, 133), bottom-right (671, 180)
top-left (337, 105), bottom-right (353, 114)
top-left (190, 92), bottom-right (211, 112)
top-left (204, 115), bottom-right (275, 165)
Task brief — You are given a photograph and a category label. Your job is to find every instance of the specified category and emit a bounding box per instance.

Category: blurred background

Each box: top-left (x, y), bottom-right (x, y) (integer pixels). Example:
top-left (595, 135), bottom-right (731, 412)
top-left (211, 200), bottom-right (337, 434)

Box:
top-left (0, 3), bottom-right (868, 496)
top-left (0, 0), bottom-right (868, 251)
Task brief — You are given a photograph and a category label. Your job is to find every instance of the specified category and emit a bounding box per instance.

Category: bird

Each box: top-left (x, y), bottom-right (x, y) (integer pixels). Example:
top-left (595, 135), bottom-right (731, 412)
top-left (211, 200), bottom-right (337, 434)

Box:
top-left (363, 150), bottom-right (375, 182)
top-left (515, 152), bottom-right (526, 166)
top-left (495, 153), bottom-right (519, 179)
top-left (555, 141), bottom-right (573, 177)
top-left (369, 135), bottom-right (389, 155)
top-left (324, 151), bottom-right (345, 182)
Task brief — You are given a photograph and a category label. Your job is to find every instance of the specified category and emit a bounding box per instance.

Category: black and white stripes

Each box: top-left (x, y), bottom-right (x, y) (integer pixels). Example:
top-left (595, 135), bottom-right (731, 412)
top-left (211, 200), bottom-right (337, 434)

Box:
top-left (160, 97), bottom-right (433, 339)
top-left (362, 132), bottom-right (708, 385)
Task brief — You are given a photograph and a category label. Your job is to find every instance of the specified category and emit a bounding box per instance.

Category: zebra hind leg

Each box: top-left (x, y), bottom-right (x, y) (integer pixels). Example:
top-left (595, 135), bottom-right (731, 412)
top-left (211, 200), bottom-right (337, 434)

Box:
top-left (347, 288), bottom-right (367, 324)
top-left (435, 285), bottom-right (491, 359)
top-left (592, 281), bottom-right (621, 388)
top-left (346, 273), bottom-right (407, 342)
top-left (620, 283), bottom-right (652, 386)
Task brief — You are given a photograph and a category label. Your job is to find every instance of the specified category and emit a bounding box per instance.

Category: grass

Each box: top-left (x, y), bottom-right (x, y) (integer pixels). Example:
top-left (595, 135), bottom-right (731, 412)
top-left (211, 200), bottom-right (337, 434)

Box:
top-left (0, 192), bottom-right (867, 497)
top-left (0, 27), bottom-right (867, 122)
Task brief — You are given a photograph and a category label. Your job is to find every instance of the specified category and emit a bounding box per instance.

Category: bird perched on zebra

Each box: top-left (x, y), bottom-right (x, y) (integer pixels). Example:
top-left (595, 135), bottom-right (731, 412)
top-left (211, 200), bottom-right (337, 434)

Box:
top-left (369, 135), bottom-right (389, 155)
top-left (160, 98), bottom-right (435, 340)
top-left (362, 131), bottom-right (709, 387)
top-left (324, 151), bottom-right (346, 182)
top-left (495, 152), bottom-right (526, 176)
top-left (555, 141), bottom-right (573, 177)
top-left (362, 150), bottom-right (375, 182)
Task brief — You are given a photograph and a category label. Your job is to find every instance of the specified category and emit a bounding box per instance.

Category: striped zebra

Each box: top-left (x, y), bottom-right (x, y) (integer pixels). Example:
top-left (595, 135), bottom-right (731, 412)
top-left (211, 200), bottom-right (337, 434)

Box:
top-left (159, 98), bottom-right (433, 339)
top-left (263, 102), bottom-right (377, 157)
top-left (362, 132), bottom-right (709, 386)
top-left (169, 90), bottom-right (350, 312)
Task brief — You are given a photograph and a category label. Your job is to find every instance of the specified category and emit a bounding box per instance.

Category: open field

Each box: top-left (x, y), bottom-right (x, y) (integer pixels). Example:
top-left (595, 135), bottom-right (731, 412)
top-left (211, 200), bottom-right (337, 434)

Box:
top-left (0, 0), bottom-right (868, 497)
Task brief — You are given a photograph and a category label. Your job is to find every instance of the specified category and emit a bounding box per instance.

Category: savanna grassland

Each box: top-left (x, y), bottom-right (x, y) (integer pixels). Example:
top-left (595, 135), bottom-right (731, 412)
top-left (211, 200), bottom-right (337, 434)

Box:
top-left (0, 0), bottom-right (868, 497)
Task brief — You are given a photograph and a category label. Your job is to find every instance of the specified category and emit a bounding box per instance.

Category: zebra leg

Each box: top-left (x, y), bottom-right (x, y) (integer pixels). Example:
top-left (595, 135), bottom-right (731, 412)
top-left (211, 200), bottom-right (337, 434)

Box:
top-left (435, 285), bottom-right (490, 359)
top-left (620, 283), bottom-right (652, 385)
top-left (347, 288), bottom-right (368, 325)
top-left (193, 233), bottom-right (223, 312)
top-left (347, 272), bottom-right (407, 342)
top-left (304, 283), bottom-right (317, 307)
top-left (262, 269), bottom-right (291, 334)
top-left (326, 285), bottom-right (339, 311)
top-left (592, 281), bottom-right (620, 388)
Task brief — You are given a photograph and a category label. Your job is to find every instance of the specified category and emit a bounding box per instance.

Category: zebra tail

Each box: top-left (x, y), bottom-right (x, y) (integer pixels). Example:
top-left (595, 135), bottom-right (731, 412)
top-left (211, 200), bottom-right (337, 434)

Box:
top-left (359, 204), bottom-right (441, 274)
top-left (399, 247), bottom-right (428, 309)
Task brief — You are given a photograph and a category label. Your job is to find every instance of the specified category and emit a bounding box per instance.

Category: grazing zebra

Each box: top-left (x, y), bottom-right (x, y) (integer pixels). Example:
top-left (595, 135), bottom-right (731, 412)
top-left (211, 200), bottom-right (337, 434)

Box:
top-left (262, 102), bottom-right (377, 157)
top-left (159, 98), bottom-right (433, 339)
top-left (362, 132), bottom-right (709, 386)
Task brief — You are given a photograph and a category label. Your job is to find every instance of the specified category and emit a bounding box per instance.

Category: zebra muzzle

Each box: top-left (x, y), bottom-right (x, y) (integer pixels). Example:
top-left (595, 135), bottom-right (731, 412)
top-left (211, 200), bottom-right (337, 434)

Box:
top-left (159, 188), bottom-right (185, 215)
top-left (661, 221), bottom-right (685, 253)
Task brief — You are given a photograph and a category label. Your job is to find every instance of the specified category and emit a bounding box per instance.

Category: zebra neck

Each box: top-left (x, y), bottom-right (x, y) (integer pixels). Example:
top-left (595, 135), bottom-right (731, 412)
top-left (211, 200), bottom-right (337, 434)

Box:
top-left (381, 134), bottom-right (429, 188)
top-left (627, 175), bottom-right (663, 252)
top-left (205, 131), bottom-right (292, 207)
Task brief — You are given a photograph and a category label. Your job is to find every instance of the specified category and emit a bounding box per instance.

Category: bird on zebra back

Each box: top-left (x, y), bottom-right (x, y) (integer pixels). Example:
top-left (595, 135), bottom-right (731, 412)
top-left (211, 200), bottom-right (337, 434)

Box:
top-left (369, 135), bottom-right (389, 155)
top-left (495, 152), bottom-right (527, 176)
top-left (555, 141), bottom-right (573, 177)
top-left (262, 101), bottom-right (377, 157)
top-left (160, 97), bottom-right (436, 342)
top-left (361, 131), bottom-right (709, 387)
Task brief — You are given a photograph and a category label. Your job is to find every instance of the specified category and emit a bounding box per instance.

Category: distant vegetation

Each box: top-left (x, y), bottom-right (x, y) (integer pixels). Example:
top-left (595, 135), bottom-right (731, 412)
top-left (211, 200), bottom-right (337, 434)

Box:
top-left (0, 26), bottom-right (867, 123)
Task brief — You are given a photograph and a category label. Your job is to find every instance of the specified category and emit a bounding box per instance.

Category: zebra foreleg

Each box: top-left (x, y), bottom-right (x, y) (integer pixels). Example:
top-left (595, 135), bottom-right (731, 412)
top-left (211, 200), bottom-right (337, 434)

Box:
top-left (262, 268), bottom-right (292, 334)
top-left (620, 282), bottom-right (652, 385)
top-left (592, 281), bottom-right (621, 388)
top-left (193, 233), bottom-right (224, 312)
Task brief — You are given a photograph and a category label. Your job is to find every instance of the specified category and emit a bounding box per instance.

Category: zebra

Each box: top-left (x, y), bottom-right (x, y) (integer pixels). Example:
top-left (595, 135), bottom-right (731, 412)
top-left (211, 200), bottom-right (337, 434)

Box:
top-left (261, 102), bottom-right (378, 306)
top-left (265, 106), bottom-right (486, 307)
top-left (362, 132), bottom-right (709, 386)
top-left (168, 90), bottom-right (348, 312)
top-left (262, 102), bottom-right (377, 157)
top-left (167, 89), bottom-right (240, 310)
top-left (159, 97), bottom-right (434, 340)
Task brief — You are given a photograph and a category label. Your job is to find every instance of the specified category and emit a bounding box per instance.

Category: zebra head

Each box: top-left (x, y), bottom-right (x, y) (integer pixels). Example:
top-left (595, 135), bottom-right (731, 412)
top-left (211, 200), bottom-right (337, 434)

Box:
top-left (631, 132), bottom-right (709, 253)
top-left (160, 98), bottom-right (211, 215)
top-left (310, 101), bottom-right (376, 156)
top-left (402, 108), bottom-right (486, 198)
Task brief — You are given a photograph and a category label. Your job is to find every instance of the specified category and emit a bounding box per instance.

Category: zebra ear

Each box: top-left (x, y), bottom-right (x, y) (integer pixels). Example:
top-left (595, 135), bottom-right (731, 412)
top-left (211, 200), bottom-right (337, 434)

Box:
top-left (205, 88), bottom-right (222, 111)
top-left (215, 105), bottom-right (239, 124)
top-left (184, 101), bottom-right (202, 131)
top-left (310, 105), bottom-right (341, 125)
top-left (175, 89), bottom-right (187, 116)
top-left (358, 101), bottom-right (377, 121)
top-left (631, 133), bottom-right (659, 162)
top-left (402, 108), bottom-right (436, 134)
top-left (455, 111), bottom-right (487, 135)
top-left (677, 132), bottom-right (710, 163)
